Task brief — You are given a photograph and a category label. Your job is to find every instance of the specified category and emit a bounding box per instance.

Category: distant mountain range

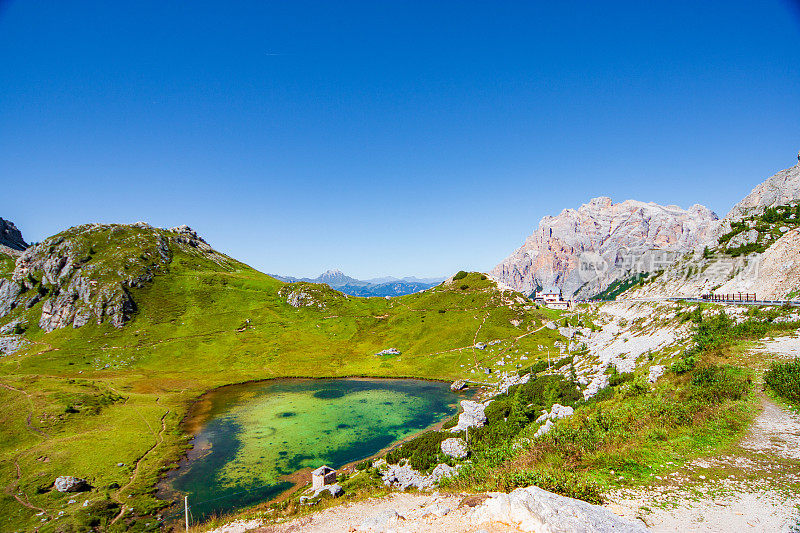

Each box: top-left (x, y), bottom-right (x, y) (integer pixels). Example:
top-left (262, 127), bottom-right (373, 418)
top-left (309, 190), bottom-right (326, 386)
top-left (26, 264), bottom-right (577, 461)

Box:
top-left (269, 269), bottom-right (444, 297)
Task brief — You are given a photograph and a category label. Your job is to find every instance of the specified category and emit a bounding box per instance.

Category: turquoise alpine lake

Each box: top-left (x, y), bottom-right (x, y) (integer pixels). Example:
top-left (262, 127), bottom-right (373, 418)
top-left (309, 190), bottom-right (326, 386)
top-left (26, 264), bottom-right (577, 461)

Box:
top-left (167, 378), bottom-right (464, 520)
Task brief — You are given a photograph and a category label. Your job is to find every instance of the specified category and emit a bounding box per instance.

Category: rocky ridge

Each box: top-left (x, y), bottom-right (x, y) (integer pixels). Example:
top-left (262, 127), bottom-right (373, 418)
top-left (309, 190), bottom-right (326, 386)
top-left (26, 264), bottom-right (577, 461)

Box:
top-left (492, 197), bottom-right (718, 298)
top-left (624, 152), bottom-right (800, 300)
top-left (0, 222), bottom-right (234, 332)
top-left (718, 151), bottom-right (800, 234)
top-left (0, 218), bottom-right (28, 257)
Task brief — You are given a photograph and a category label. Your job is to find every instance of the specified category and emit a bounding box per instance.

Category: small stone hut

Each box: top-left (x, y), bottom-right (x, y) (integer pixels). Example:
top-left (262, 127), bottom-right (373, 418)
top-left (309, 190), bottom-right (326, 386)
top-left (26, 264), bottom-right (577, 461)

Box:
top-left (311, 465), bottom-right (337, 490)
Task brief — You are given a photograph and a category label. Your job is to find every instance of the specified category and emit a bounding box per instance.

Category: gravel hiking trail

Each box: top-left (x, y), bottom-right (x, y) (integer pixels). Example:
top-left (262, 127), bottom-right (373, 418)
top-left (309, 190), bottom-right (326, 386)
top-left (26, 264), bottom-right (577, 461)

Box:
top-left (607, 394), bottom-right (800, 531)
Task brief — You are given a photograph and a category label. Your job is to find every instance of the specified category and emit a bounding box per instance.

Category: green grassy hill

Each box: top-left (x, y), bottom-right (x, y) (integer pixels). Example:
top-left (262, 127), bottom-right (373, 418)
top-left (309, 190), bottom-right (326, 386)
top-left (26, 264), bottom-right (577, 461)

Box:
top-left (0, 224), bottom-right (563, 531)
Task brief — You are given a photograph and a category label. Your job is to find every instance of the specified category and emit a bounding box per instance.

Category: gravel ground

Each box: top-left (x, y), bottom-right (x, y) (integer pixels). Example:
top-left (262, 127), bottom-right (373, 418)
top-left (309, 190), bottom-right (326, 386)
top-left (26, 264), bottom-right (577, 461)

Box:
top-left (250, 492), bottom-right (520, 533)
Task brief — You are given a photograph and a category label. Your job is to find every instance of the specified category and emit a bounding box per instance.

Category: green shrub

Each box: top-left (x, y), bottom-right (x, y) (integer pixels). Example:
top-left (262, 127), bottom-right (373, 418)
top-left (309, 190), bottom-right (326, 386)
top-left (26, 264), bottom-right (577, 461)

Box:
top-left (670, 351), bottom-right (698, 374)
top-left (460, 284), bottom-right (469, 290)
top-left (608, 370), bottom-right (633, 387)
top-left (471, 375), bottom-right (581, 451)
top-left (619, 376), bottom-right (649, 398)
top-left (765, 359), bottom-right (800, 405)
top-left (453, 271), bottom-right (468, 281)
top-left (75, 499), bottom-right (120, 527)
top-left (519, 355), bottom-right (573, 377)
top-left (385, 431), bottom-right (451, 472)
top-left (495, 469), bottom-right (604, 504)
top-left (689, 365), bottom-right (751, 403)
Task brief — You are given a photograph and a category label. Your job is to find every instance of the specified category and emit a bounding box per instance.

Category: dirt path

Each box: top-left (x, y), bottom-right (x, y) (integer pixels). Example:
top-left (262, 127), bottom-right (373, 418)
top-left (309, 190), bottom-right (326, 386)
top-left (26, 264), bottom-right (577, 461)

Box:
top-left (110, 407), bottom-right (170, 525)
top-left (607, 393), bottom-right (800, 531)
top-left (2, 458), bottom-right (50, 518)
top-left (0, 380), bottom-right (48, 437)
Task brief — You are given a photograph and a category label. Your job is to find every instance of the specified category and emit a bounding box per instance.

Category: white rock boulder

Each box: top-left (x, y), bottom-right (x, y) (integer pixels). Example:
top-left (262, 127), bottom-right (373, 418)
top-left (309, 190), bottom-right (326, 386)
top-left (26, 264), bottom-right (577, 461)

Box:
top-left (440, 438), bottom-right (468, 459)
top-left (450, 400), bottom-right (487, 432)
top-left (472, 485), bottom-right (647, 532)
top-left (648, 365), bottom-right (665, 383)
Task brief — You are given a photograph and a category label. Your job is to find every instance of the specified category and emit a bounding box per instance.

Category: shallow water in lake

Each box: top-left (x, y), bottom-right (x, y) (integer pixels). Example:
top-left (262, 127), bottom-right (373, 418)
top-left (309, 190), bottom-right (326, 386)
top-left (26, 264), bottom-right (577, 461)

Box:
top-left (168, 378), bottom-right (463, 520)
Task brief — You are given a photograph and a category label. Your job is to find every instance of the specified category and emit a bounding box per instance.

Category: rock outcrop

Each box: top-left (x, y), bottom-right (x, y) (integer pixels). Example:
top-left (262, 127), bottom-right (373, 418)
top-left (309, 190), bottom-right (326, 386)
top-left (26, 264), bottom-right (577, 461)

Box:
top-left (0, 218), bottom-right (28, 252)
top-left (625, 152), bottom-right (800, 300)
top-left (380, 462), bottom-right (459, 490)
top-left (492, 197), bottom-right (718, 298)
top-left (449, 400), bottom-right (487, 432)
top-left (472, 485), bottom-right (647, 532)
top-left (0, 223), bottom-right (233, 332)
top-left (713, 228), bottom-right (800, 299)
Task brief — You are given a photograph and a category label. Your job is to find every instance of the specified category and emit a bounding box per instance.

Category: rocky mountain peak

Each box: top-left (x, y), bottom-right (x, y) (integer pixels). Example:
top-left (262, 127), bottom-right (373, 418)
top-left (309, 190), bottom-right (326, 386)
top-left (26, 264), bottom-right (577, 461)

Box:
top-left (317, 269), bottom-right (357, 285)
top-left (492, 197), bottom-right (719, 298)
top-left (0, 218), bottom-right (28, 252)
top-left (0, 222), bottom-right (235, 332)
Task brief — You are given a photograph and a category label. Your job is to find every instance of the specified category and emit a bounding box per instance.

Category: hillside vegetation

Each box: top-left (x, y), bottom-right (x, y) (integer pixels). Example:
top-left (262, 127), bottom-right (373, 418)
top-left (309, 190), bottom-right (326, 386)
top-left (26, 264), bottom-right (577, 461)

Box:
top-left (0, 224), bottom-right (563, 531)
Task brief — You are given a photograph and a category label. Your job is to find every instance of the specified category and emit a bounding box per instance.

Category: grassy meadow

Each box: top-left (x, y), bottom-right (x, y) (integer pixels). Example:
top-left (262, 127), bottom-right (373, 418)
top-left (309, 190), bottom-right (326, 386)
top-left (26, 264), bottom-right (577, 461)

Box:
top-left (0, 227), bottom-right (563, 531)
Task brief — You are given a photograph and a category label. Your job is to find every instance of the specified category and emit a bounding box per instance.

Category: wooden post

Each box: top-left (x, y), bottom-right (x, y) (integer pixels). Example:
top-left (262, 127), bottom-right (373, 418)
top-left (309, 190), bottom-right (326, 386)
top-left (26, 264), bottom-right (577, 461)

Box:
top-left (185, 496), bottom-right (189, 532)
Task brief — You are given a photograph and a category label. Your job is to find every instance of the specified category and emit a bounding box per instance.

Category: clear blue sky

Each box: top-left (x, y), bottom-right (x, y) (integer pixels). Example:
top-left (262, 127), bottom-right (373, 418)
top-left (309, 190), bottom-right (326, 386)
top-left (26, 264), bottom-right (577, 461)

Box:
top-left (1, 1), bottom-right (798, 278)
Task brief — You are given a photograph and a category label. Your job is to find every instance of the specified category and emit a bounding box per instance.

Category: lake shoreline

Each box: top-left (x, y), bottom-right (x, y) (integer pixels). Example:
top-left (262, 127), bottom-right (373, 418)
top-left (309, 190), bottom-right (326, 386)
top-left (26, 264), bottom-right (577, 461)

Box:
top-left (158, 376), bottom-right (479, 524)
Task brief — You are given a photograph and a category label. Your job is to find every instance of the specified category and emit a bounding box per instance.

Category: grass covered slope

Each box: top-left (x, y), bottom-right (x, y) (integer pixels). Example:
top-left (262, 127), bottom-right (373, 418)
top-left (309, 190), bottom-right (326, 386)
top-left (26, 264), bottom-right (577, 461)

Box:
top-left (0, 224), bottom-right (561, 531)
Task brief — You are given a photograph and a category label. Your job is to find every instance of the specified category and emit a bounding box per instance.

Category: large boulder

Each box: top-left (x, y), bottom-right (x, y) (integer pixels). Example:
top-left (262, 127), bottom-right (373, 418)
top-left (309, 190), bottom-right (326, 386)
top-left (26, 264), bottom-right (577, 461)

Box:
top-left (648, 365), bottom-right (665, 383)
top-left (313, 483), bottom-right (343, 498)
top-left (54, 476), bottom-right (89, 493)
top-left (472, 485), bottom-right (647, 532)
top-left (440, 438), bottom-right (468, 459)
top-left (450, 400), bottom-right (487, 432)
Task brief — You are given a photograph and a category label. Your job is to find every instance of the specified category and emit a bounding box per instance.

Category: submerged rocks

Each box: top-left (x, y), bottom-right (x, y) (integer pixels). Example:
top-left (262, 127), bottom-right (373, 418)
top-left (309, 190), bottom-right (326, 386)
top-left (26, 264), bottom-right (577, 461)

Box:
top-left (472, 485), bottom-right (647, 532)
top-left (440, 438), bottom-right (468, 459)
top-left (450, 379), bottom-right (467, 391)
top-left (53, 476), bottom-right (89, 493)
top-left (450, 400), bottom-right (487, 432)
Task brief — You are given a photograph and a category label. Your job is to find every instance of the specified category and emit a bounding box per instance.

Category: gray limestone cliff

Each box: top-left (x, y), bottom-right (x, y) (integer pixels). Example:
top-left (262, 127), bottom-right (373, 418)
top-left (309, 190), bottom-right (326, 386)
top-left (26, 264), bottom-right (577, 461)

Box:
top-left (0, 218), bottom-right (28, 254)
top-left (492, 197), bottom-right (719, 298)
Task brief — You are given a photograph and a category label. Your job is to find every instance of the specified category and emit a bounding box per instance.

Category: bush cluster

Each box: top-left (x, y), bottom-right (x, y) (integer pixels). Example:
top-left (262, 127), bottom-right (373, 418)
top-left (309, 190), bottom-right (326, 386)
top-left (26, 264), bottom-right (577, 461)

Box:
top-left (689, 365), bottom-right (750, 403)
top-left (453, 271), bottom-right (468, 281)
top-left (385, 431), bottom-right (452, 472)
top-left (765, 359), bottom-right (800, 405)
top-left (494, 468), bottom-right (604, 504)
